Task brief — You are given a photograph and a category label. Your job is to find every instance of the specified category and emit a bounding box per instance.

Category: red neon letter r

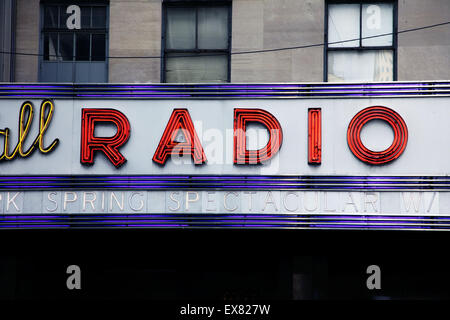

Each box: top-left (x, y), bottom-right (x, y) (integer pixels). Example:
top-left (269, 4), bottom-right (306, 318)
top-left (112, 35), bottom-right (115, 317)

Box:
top-left (80, 108), bottom-right (130, 168)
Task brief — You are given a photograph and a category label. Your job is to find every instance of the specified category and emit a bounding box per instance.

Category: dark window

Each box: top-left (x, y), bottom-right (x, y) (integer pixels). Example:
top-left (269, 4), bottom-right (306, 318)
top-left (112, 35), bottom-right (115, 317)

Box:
top-left (325, 1), bottom-right (397, 82)
top-left (59, 5), bottom-right (71, 28)
top-left (91, 34), bottom-right (106, 61)
top-left (43, 33), bottom-right (58, 61)
top-left (40, 2), bottom-right (108, 83)
top-left (42, 3), bottom-right (107, 62)
top-left (59, 33), bottom-right (74, 61)
top-left (44, 5), bottom-right (59, 28)
top-left (162, 1), bottom-right (231, 83)
top-left (80, 6), bottom-right (91, 28)
top-left (76, 33), bottom-right (90, 61)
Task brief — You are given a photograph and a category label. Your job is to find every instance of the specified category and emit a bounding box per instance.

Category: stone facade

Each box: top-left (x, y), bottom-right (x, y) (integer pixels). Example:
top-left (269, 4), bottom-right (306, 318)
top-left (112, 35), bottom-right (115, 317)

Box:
top-left (11, 0), bottom-right (450, 82)
top-left (15, 0), bottom-right (39, 82)
top-left (397, 0), bottom-right (450, 80)
top-left (108, 0), bottom-right (161, 83)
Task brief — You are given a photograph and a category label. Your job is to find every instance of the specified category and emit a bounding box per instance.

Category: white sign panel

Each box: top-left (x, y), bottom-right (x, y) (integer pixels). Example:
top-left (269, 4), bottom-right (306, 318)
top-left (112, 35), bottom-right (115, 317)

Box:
top-left (1, 190), bottom-right (448, 216)
top-left (0, 97), bottom-right (449, 176)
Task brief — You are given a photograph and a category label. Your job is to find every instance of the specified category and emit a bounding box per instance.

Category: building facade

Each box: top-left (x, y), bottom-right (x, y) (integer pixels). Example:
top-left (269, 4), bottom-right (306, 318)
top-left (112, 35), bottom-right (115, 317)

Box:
top-left (1, 0), bottom-right (448, 83)
top-left (1, 0), bottom-right (450, 303)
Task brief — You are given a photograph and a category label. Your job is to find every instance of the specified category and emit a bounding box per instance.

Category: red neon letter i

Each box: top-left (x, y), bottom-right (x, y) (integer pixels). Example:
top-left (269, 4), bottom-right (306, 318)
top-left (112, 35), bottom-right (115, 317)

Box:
top-left (308, 108), bottom-right (321, 164)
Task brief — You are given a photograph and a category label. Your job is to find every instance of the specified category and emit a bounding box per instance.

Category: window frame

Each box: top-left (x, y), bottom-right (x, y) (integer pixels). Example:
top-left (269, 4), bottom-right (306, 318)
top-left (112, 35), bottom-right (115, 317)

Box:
top-left (38, 0), bottom-right (109, 82)
top-left (161, 0), bottom-right (232, 83)
top-left (324, 0), bottom-right (398, 82)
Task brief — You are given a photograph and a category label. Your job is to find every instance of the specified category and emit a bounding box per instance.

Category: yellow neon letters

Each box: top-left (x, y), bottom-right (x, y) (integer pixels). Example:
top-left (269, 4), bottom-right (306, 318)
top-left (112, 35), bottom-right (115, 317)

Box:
top-left (0, 99), bottom-right (59, 161)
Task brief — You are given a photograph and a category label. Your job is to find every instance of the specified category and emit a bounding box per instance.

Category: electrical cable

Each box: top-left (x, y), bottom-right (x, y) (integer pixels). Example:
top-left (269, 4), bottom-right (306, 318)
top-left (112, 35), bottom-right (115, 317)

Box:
top-left (0, 21), bottom-right (448, 59)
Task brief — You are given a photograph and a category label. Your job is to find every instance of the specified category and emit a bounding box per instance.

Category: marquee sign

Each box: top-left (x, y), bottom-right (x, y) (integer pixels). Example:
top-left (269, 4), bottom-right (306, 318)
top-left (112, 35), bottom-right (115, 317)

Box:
top-left (0, 82), bottom-right (449, 230)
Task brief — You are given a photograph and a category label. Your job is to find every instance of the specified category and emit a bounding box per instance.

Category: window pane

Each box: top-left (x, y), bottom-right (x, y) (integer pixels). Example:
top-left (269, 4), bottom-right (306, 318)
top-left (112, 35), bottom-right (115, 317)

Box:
top-left (198, 7), bottom-right (228, 49)
top-left (60, 5), bottom-right (71, 28)
top-left (362, 3), bottom-right (393, 46)
top-left (92, 6), bottom-right (107, 28)
top-left (327, 50), bottom-right (393, 82)
top-left (165, 53), bottom-right (228, 83)
top-left (92, 34), bottom-right (106, 61)
top-left (166, 8), bottom-right (196, 49)
top-left (59, 33), bottom-right (73, 60)
top-left (76, 33), bottom-right (90, 61)
top-left (44, 6), bottom-right (58, 28)
top-left (80, 6), bottom-right (91, 28)
top-left (328, 4), bottom-right (360, 47)
top-left (44, 33), bottom-right (58, 61)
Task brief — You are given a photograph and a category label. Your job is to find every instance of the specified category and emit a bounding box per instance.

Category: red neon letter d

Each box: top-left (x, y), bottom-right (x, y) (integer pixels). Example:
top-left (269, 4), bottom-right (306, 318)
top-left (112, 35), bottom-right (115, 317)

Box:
top-left (234, 108), bottom-right (283, 164)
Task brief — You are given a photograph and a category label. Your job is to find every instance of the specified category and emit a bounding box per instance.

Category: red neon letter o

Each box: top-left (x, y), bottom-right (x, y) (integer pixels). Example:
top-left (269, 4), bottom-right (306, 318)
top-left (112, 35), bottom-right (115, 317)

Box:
top-left (347, 106), bottom-right (408, 165)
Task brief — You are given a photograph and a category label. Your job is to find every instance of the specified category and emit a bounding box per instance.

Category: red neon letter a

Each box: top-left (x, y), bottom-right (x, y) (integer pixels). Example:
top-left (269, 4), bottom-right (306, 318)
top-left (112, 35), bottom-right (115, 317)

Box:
top-left (153, 109), bottom-right (206, 165)
top-left (80, 108), bottom-right (130, 168)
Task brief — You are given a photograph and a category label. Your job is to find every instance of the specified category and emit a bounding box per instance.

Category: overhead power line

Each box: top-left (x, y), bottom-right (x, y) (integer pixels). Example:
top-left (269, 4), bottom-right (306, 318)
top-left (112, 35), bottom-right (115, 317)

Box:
top-left (0, 21), bottom-right (449, 59)
top-left (232, 21), bottom-right (450, 55)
